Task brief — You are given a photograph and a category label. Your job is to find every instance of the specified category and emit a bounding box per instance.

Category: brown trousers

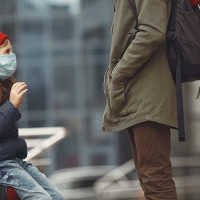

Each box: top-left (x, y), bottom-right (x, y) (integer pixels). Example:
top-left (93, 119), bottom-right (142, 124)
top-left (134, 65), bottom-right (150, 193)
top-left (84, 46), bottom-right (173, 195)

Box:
top-left (128, 121), bottom-right (177, 200)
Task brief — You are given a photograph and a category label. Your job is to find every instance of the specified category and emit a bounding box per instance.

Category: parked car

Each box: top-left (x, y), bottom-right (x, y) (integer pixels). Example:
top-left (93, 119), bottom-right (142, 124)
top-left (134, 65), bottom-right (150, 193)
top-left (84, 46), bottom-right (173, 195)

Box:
top-left (48, 166), bottom-right (116, 200)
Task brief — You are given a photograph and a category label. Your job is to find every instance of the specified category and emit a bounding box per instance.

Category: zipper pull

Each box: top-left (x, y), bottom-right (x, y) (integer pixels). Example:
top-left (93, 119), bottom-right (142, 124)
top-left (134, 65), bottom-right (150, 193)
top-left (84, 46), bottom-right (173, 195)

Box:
top-left (196, 87), bottom-right (200, 99)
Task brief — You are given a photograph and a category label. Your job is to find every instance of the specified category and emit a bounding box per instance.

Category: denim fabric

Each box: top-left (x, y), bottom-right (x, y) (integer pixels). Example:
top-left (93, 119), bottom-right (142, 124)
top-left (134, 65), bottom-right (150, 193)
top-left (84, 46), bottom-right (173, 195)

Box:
top-left (0, 158), bottom-right (64, 200)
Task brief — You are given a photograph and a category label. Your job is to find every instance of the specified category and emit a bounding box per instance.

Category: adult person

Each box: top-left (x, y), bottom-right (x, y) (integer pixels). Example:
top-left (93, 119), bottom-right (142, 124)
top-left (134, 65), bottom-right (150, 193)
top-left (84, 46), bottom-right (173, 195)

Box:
top-left (102, 0), bottom-right (177, 199)
top-left (0, 32), bottom-right (64, 200)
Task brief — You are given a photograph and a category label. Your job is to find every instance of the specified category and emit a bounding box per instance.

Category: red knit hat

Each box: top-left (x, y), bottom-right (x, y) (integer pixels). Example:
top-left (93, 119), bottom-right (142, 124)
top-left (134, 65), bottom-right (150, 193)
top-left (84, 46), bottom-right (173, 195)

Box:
top-left (0, 32), bottom-right (9, 45)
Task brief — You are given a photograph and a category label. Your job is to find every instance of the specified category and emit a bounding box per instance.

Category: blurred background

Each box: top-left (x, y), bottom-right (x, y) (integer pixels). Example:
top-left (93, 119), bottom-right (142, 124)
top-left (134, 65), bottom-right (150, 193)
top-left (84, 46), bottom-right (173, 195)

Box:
top-left (1, 0), bottom-right (200, 199)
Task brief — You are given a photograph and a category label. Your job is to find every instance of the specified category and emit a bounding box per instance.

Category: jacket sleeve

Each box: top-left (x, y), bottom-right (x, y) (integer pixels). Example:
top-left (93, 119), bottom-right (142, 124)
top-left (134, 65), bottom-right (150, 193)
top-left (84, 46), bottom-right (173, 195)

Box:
top-left (112, 0), bottom-right (169, 82)
top-left (0, 100), bottom-right (21, 137)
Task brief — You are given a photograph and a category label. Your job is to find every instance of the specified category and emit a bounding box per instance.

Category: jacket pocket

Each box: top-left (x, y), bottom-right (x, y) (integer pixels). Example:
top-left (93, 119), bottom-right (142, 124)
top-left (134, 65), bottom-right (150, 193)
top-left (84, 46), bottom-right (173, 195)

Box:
top-left (110, 81), bottom-right (128, 116)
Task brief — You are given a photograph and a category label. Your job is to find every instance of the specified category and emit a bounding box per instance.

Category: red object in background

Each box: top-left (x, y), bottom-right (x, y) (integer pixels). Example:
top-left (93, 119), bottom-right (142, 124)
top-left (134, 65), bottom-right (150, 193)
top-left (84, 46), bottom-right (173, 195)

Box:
top-left (7, 187), bottom-right (20, 200)
top-left (0, 32), bottom-right (9, 45)
top-left (190, 0), bottom-right (200, 6)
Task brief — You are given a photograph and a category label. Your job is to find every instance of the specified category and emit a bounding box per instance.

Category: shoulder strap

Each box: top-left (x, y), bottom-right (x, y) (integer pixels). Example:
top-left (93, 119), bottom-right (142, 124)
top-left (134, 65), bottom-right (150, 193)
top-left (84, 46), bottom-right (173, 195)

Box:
top-left (130, 0), bottom-right (186, 141)
top-left (128, 0), bottom-right (139, 35)
top-left (167, 0), bottom-right (186, 141)
top-left (172, 40), bottom-right (186, 142)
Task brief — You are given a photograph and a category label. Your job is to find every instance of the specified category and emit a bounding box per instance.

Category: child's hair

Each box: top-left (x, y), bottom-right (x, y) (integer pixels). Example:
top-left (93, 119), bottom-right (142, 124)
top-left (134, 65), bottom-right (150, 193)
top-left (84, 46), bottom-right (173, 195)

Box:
top-left (0, 77), bottom-right (14, 105)
top-left (0, 37), bottom-right (14, 105)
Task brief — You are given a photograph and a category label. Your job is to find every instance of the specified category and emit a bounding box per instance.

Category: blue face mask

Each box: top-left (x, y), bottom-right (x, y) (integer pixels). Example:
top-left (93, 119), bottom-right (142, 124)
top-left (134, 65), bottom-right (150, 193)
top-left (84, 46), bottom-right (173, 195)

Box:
top-left (0, 53), bottom-right (17, 80)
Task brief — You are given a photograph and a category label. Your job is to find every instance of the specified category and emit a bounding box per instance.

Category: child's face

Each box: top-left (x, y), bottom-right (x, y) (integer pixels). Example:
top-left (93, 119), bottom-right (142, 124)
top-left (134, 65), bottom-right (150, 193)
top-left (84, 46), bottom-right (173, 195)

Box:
top-left (0, 39), bottom-right (13, 56)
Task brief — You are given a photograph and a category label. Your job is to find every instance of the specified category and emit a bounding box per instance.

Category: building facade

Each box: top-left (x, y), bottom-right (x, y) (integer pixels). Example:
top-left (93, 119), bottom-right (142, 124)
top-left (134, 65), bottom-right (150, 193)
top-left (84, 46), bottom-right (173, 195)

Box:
top-left (0, 0), bottom-right (129, 175)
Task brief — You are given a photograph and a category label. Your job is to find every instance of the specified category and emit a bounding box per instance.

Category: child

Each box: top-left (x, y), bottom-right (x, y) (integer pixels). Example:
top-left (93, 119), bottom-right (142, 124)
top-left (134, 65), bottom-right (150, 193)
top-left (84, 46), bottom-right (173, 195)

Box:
top-left (0, 32), bottom-right (64, 200)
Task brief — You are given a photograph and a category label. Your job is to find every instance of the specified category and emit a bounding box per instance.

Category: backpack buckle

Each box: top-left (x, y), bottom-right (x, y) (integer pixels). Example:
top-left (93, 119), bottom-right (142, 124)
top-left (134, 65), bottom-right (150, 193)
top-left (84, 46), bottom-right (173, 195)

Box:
top-left (167, 31), bottom-right (177, 40)
top-left (129, 28), bottom-right (139, 36)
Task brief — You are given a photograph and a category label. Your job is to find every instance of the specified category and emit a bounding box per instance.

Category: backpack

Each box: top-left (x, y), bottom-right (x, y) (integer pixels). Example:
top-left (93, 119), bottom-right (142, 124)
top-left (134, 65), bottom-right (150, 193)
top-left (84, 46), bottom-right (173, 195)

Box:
top-left (0, 185), bottom-right (20, 200)
top-left (128, 0), bottom-right (200, 142)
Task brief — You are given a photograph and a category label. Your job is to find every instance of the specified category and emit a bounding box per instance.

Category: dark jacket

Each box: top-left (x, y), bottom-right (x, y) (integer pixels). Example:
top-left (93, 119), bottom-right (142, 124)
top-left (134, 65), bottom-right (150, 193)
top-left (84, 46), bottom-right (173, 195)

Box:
top-left (0, 100), bottom-right (27, 161)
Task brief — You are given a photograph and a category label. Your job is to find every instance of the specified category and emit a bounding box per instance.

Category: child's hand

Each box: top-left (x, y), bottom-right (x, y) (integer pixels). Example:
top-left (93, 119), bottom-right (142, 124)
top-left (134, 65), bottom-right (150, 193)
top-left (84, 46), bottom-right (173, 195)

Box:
top-left (9, 82), bottom-right (28, 108)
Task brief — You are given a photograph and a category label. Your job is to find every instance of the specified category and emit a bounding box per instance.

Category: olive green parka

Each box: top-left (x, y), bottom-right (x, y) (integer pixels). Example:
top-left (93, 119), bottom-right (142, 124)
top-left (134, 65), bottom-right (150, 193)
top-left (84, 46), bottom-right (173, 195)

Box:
top-left (102, 0), bottom-right (178, 132)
